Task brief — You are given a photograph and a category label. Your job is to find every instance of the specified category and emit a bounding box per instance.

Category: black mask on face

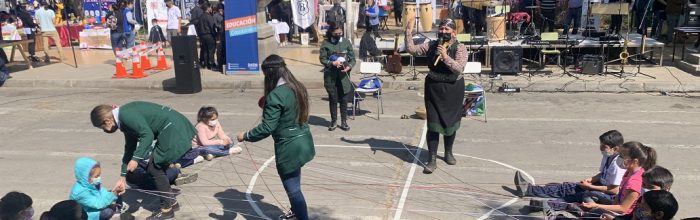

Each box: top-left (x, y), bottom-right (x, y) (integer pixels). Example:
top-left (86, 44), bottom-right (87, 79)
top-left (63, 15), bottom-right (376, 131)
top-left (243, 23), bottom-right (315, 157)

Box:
top-left (332, 35), bottom-right (342, 42)
top-left (104, 124), bottom-right (118, 133)
top-left (438, 33), bottom-right (452, 42)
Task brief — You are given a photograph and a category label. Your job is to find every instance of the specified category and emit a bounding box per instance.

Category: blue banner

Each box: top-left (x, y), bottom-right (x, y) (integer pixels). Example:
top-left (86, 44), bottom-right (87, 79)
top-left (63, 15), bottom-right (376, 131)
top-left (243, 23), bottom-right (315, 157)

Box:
top-left (224, 0), bottom-right (259, 74)
top-left (83, 0), bottom-right (117, 24)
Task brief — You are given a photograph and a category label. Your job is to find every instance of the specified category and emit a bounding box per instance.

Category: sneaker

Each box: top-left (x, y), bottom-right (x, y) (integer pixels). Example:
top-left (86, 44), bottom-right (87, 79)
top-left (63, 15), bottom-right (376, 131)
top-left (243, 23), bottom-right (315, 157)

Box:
top-left (278, 210), bottom-right (296, 220)
top-left (566, 203), bottom-right (585, 217)
top-left (514, 171), bottom-right (531, 197)
top-left (229, 145), bottom-right (243, 155)
top-left (174, 172), bottom-right (198, 186)
top-left (204, 154), bottom-right (214, 161)
top-left (145, 208), bottom-right (174, 220)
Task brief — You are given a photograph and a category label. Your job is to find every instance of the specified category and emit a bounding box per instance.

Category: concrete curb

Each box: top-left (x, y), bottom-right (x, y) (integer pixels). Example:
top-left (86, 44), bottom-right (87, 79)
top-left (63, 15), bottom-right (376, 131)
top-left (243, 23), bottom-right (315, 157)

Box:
top-left (3, 77), bottom-right (699, 93)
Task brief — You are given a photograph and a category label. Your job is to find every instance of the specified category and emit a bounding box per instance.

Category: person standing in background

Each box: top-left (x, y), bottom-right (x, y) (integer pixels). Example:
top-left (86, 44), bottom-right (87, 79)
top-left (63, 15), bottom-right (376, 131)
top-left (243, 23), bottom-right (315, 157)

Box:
top-left (165, 0), bottom-right (181, 45)
top-left (562, 0), bottom-right (583, 35)
top-left (664, 0), bottom-right (685, 43)
top-left (17, 3), bottom-right (39, 62)
top-left (34, 1), bottom-right (64, 63)
top-left (393, 0), bottom-right (403, 26)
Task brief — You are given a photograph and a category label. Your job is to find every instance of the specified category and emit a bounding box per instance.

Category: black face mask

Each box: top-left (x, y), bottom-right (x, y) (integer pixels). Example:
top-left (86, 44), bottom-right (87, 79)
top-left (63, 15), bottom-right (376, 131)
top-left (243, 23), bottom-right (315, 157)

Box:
top-left (331, 35), bottom-right (342, 42)
top-left (438, 33), bottom-right (452, 42)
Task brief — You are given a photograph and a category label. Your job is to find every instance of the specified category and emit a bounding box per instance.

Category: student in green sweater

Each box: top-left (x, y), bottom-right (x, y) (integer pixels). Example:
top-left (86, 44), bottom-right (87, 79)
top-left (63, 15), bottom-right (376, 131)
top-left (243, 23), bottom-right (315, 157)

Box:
top-left (319, 23), bottom-right (355, 131)
top-left (237, 55), bottom-right (315, 220)
top-left (90, 101), bottom-right (198, 220)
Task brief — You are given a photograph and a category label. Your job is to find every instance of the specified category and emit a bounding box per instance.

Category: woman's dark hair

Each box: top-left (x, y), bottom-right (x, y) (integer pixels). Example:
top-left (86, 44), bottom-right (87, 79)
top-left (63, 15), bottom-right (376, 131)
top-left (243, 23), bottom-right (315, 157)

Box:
top-left (643, 165), bottom-right (674, 190)
top-left (260, 54), bottom-right (309, 124)
top-left (39, 200), bottom-right (84, 220)
top-left (0, 191), bottom-right (33, 220)
top-left (200, 1), bottom-right (211, 10)
top-left (325, 23), bottom-right (343, 41)
top-left (642, 190), bottom-right (679, 220)
top-left (197, 106), bottom-right (218, 123)
top-left (599, 130), bottom-right (624, 148)
top-left (621, 141), bottom-right (657, 170)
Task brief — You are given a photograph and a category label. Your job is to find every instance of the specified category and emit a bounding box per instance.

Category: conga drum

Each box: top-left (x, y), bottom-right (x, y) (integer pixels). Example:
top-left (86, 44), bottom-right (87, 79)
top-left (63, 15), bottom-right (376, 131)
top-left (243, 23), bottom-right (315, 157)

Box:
top-left (486, 16), bottom-right (506, 41)
top-left (455, 18), bottom-right (464, 34)
top-left (403, 2), bottom-right (417, 29)
top-left (419, 3), bottom-right (433, 31)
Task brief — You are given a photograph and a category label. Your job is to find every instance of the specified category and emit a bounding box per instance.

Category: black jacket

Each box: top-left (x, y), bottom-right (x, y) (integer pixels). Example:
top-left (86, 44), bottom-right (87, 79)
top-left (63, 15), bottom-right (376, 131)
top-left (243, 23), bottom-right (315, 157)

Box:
top-left (198, 12), bottom-right (216, 35)
top-left (190, 6), bottom-right (203, 34)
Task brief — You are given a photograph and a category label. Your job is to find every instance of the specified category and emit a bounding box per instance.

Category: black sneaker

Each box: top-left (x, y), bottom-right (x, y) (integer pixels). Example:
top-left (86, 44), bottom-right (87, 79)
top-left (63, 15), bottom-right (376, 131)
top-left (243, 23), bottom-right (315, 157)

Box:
top-left (278, 210), bottom-right (296, 220)
top-left (145, 208), bottom-right (174, 220)
top-left (174, 172), bottom-right (198, 186)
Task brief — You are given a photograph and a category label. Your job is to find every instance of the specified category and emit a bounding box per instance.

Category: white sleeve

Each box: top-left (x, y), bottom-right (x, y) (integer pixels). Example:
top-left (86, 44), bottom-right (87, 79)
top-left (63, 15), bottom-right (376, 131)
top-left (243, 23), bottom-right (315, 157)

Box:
top-left (176, 8), bottom-right (181, 18)
top-left (611, 157), bottom-right (627, 186)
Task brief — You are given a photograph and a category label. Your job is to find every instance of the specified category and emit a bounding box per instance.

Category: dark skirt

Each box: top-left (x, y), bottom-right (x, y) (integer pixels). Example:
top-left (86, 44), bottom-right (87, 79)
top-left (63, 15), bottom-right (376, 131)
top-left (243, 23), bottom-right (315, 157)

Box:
top-left (425, 76), bottom-right (465, 135)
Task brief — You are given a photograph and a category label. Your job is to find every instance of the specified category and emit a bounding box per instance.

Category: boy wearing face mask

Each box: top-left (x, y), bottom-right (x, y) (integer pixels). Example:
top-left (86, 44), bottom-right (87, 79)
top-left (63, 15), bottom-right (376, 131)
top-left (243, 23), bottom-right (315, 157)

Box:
top-left (90, 101), bottom-right (198, 219)
top-left (514, 130), bottom-right (627, 211)
top-left (69, 157), bottom-right (121, 220)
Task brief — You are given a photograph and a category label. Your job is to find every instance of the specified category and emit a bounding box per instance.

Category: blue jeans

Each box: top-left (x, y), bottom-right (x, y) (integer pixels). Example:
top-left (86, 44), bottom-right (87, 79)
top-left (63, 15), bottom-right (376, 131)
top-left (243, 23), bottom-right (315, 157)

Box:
top-left (175, 148), bottom-right (204, 168)
top-left (666, 15), bottom-right (680, 42)
top-left (527, 182), bottom-right (586, 203)
top-left (99, 196), bottom-right (122, 220)
top-left (651, 10), bottom-right (666, 38)
top-left (200, 144), bottom-right (233, 157)
top-left (126, 32), bottom-right (135, 48)
top-left (279, 168), bottom-right (308, 220)
top-left (111, 32), bottom-right (127, 52)
top-left (583, 190), bottom-right (615, 205)
top-left (563, 7), bottom-right (582, 35)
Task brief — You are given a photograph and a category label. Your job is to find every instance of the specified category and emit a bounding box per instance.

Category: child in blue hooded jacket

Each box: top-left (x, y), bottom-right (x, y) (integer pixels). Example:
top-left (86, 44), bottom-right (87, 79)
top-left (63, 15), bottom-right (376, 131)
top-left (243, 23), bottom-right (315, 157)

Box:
top-left (69, 157), bottom-right (121, 220)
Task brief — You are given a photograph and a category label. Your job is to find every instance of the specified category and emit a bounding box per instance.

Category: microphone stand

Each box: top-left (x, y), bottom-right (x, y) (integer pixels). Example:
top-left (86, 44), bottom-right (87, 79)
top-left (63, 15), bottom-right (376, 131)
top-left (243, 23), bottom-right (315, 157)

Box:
top-left (407, 7), bottom-right (428, 81)
top-left (633, 0), bottom-right (656, 79)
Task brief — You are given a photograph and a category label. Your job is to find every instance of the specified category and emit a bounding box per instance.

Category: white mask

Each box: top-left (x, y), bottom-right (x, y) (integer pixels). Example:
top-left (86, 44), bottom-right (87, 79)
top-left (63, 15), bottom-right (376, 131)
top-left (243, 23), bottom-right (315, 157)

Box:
top-left (208, 119), bottom-right (218, 127)
top-left (23, 207), bottom-right (34, 220)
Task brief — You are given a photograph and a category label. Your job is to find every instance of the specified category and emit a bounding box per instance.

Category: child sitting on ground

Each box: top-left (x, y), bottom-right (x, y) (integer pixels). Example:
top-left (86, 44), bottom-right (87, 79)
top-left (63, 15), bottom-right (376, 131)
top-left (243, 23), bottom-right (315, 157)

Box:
top-left (633, 190), bottom-right (679, 220)
top-left (514, 130), bottom-right (627, 211)
top-left (40, 200), bottom-right (87, 220)
top-left (0, 191), bottom-right (33, 220)
top-left (174, 106), bottom-right (242, 168)
top-left (69, 157), bottom-right (122, 220)
top-left (578, 141), bottom-right (657, 216)
top-left (601, 165), bottom-right (674, 220)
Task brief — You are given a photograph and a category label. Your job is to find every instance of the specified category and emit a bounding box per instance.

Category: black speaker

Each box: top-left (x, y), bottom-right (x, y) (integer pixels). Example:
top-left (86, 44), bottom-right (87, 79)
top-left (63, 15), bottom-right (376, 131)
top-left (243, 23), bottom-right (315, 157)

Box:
top-left (491, 46), bottom-right (522, 74)
top-left (686, 4), bottom-right (700, 27)
top-left (580, 55), bottom-right (603, 75)
top-left (172, 35), bottom-right (202, 94)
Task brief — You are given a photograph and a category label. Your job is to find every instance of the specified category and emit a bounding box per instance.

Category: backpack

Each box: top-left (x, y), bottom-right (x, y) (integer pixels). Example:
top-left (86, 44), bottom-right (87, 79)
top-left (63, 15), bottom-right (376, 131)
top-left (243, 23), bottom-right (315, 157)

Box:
top-left (106, 15), bottom-right (118, 30)
top-left (326, 6), bottom-right (345, 25)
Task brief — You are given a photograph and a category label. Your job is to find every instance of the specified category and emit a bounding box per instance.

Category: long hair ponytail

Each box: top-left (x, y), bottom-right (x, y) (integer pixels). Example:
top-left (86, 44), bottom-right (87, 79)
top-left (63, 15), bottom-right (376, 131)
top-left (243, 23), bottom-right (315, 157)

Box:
top-left (261, 55), bottom-right (310, 124)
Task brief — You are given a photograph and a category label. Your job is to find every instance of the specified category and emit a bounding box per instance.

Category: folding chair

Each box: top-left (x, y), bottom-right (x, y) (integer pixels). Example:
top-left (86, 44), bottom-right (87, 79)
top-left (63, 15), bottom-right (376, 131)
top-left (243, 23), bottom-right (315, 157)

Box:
top-left (359, 61), bottom-right (382, 78)
top-left (540, 32), bottom-right (561, 67)
top-left (353, 76), bottom-right (384, 120)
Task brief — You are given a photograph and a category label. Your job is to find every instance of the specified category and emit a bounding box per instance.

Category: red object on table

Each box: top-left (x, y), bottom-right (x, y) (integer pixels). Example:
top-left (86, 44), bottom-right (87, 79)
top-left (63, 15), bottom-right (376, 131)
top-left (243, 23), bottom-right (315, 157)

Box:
top-left (48, 25), bottom-right (84, 47)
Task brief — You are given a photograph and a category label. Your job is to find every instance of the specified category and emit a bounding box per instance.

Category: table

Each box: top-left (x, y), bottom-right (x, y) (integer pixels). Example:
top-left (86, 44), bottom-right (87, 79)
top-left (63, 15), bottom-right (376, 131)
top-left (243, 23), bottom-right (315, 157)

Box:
top-left (1, 39), bottom-right (34, 69)
top-left (48, 25), bottom-right (84, 47)
top-left (671, 27), bottom-right (700, 63)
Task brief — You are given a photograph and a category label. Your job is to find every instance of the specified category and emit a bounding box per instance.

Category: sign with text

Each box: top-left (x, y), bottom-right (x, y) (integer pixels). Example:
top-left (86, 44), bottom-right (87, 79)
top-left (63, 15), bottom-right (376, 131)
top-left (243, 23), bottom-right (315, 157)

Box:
top-left (224, 0), bottom-right (259, 74)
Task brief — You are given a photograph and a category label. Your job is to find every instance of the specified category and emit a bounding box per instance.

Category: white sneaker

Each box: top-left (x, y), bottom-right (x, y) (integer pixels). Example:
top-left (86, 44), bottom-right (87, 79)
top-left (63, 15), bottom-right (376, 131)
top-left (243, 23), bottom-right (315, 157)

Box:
top-left (229, 146), bottom-right (243, 155)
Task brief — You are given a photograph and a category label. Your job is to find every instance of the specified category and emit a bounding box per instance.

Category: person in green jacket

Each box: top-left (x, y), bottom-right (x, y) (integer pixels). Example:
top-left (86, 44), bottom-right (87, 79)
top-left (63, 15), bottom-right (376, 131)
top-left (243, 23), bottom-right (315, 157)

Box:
top-left (237, 55), bottom-right (315, 220)
top-left (90, 101), bottom-right (198, 220)
top-left (320, 23), bottom-right (355, 131)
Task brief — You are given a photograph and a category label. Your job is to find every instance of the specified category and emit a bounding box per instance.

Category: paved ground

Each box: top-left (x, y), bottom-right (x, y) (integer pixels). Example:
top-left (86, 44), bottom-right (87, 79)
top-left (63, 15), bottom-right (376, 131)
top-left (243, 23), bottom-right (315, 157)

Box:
top-left (0, 87), bottom-right (698, 219)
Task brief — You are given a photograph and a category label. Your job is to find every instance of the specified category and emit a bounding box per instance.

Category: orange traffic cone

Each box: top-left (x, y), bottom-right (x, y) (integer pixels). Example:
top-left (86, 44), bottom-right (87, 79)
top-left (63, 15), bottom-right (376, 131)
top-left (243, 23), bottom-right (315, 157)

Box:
top-left (130, 47), bottom-right (147, 78)
top-left (154, 43), bottom-right (170, 70)
top-left (140, 42), bottom-right (153, 70)
top-left (112, 48), bottom-right (128, 78)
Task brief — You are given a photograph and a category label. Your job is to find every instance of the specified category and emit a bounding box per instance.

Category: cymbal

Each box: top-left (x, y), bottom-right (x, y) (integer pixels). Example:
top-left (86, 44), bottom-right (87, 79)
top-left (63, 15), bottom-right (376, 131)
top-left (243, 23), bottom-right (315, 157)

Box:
top-left (525, 5), bottom-right (540, 9)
